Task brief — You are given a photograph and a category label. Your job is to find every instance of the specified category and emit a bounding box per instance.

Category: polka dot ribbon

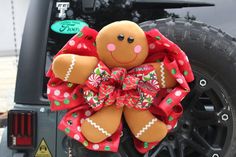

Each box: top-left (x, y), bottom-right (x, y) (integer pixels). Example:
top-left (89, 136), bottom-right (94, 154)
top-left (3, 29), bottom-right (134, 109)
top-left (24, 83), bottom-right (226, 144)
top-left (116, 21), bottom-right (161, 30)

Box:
top-left (46, 27), bottom-right (194, 153)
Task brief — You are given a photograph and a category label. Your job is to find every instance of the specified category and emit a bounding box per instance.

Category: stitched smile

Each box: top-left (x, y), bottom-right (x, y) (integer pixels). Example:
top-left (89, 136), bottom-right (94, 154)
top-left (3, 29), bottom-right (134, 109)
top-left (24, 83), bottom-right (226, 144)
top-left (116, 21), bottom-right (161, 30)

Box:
top-left (110, 52), bottom-right (138, 64)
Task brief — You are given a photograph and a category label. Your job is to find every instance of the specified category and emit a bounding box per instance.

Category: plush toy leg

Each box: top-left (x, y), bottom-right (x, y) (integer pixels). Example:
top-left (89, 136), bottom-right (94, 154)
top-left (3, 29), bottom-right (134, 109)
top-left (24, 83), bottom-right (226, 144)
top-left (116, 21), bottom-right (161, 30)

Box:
top-left (81, 105), bottom-right (123, 143)
top-left (124, 107), bottom-right (167, 143)
top-left (52, 54), bottom-right (98, 84)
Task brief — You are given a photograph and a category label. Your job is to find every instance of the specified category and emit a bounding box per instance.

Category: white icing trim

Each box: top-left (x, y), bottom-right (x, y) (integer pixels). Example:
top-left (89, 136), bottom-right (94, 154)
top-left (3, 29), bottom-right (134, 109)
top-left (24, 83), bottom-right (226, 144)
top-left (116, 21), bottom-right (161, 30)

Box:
top-left (160, 62), bottom-right (166, 88)
top-left (86, 118), bottom-right (111, 137)
top-left (64, 55), bottom-right (76, 81)
top-left (135, 118), bottom-right (158, 138)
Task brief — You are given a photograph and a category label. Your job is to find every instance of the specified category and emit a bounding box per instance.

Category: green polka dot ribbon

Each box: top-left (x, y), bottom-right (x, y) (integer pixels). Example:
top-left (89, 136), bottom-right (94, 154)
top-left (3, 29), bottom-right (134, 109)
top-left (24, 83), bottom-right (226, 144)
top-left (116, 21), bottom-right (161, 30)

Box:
top-left (168, 116), bottom-right (174, 121)
top-left (64, 99), bottom-right (70, 104)
top-left (184, 70), bottom-right (188, 76)
top-left (171, 68), bottom-right (177, 75)
top-left (67, 83), bottom-right (73, 87)
top-left (72, 113), bottom-right (78, 118)
top-left (77, 31), bottom-right (83, 38)
top-left (104, 146), bottom-right (111, 151)
top-left (166, 98), bottom-right (173, 104)
top-left (72, 94), bottom-right (78, 100)
top-left (65, 128), bottom-right (70, 134)
top-left (155, 36), bottom-right (161, 40)
top-left (54, 100), bottom-right (60, 106)
top-left (144, 142), bottom-right (149, 148)
top-left (83, 141), bottom-right (88, 147)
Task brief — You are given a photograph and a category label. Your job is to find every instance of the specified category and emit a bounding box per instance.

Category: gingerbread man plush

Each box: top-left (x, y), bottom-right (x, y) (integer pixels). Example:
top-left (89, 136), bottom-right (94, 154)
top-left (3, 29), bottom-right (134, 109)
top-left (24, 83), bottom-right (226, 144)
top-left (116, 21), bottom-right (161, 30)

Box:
top-left (47, 21), bottom-right (194, 153)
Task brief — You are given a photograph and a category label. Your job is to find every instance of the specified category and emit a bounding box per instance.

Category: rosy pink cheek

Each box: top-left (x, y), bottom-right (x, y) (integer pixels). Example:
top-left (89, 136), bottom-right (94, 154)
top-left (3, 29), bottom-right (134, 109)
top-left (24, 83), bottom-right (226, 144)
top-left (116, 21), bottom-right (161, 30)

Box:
top-left (134, 45), bottom-right (142, 54)
top-left (107, 43), bottom-right (116, 52)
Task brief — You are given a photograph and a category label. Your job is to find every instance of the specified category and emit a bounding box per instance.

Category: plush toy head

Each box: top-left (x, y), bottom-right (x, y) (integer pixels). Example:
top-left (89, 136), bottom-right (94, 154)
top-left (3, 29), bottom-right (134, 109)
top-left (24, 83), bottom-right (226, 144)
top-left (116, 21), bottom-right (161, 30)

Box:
top-left (96, 21), bottom-right (148, 69)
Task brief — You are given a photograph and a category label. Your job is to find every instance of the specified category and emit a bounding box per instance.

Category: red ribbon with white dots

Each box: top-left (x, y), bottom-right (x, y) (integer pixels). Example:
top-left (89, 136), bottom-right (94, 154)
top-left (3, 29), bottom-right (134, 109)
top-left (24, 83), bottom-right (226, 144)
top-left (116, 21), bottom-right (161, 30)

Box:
top-left (46, 27), bottom-right (194, 153)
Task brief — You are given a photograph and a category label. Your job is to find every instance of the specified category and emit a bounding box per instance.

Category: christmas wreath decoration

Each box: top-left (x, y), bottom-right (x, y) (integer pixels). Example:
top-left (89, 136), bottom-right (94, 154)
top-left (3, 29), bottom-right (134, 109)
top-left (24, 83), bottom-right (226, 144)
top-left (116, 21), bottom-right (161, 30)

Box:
top-left (47, 21), bottom-right (194, 153)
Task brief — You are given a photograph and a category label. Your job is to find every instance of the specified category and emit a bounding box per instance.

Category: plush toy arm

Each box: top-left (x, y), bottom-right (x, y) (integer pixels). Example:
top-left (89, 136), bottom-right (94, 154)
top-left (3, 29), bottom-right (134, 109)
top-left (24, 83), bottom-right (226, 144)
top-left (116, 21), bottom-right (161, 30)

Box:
top-left (149, 62), bottom-right (177, 88)
top-left (52, 54), bottom-right (98, 84)
top-left (145, 29), bottom-right (194, 83)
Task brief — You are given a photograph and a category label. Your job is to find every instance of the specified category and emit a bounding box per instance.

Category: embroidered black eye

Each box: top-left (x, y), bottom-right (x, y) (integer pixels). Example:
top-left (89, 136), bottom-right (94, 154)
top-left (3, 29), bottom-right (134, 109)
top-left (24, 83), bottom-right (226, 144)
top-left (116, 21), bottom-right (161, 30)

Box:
top-left (127, 37), bottom-right (134, 43)
top-left (117, 34), bottom-right (124, 41)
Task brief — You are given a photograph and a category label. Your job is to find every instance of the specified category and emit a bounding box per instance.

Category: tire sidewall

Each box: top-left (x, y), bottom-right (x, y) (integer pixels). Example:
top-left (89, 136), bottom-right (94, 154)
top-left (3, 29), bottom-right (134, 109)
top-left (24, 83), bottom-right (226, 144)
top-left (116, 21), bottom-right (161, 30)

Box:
top-left (140, 18), bottom-right (236, 157)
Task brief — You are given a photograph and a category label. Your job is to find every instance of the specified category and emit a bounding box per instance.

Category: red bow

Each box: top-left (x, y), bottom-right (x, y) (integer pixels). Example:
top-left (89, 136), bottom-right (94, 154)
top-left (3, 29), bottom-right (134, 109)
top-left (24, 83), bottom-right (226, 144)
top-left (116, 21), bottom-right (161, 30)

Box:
top-left (83, 61), bottom-right (160, 111)
top-left (47, 27), bottom-right (195, 153)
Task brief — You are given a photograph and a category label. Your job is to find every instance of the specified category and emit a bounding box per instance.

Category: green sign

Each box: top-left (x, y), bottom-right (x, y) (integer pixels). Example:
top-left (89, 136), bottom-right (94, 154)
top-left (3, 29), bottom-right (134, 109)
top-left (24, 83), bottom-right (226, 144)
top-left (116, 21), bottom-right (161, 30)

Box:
top-left (51, 20), bottom-right (88, 34)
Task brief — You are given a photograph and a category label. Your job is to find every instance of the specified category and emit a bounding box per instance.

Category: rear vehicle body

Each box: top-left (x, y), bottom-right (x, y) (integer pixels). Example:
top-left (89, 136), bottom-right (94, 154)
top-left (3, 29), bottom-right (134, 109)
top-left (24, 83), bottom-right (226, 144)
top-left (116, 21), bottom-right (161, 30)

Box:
top-left (1, 0), bottom-right (236, 157)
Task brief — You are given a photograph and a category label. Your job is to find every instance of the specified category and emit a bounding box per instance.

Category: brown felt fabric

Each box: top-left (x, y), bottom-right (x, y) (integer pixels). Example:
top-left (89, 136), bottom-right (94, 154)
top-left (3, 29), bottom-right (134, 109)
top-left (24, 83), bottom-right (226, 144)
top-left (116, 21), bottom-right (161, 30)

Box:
top-left (96, 21), bottom-right (148, 69)
top-left (124, 107), bottom-right (167, 143)
top-left (149, 62), bottom-right (177, 88)
top-left (81, 105), bottom-right (123, 143)
top-left (52, 54), bottom-right (98, 84)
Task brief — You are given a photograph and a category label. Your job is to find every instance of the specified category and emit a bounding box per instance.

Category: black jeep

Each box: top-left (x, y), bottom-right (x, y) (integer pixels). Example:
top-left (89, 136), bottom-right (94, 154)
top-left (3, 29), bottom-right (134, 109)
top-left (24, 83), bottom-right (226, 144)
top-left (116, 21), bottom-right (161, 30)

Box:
top-left (1, 0), bottom-right (236, 157)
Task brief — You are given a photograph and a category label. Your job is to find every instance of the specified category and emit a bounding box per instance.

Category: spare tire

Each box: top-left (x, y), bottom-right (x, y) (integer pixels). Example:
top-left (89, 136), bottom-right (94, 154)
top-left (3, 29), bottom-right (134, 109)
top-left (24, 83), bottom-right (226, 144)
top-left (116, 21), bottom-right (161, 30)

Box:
top-left (139, 18), bottom-right (236, 157)
top-left (70, 18), bottom-right (236, 157)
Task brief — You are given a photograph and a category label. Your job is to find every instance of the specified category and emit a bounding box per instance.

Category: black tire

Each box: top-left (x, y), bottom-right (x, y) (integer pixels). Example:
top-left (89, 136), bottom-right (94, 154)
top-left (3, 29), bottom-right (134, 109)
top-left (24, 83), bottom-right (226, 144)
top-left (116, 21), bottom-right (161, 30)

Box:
top-left (139, 18), bottom-right (236, 157)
